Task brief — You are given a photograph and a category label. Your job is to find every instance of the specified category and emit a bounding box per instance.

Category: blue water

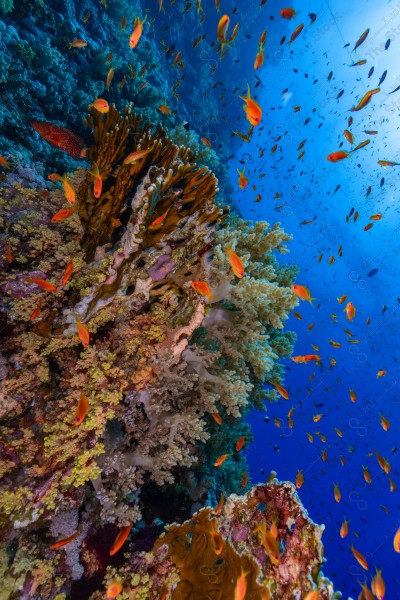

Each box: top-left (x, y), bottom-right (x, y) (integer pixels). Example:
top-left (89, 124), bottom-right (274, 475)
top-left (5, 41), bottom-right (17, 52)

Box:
top-left (2, 0), bottom-right (400, 597)
top-left (230, 1), bottom-right (400, 597)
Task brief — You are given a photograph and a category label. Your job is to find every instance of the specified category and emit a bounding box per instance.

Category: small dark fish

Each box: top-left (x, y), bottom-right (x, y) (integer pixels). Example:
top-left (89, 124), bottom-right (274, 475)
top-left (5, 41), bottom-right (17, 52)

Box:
top-left (337, 89), bottom-right (344, 99)
top-left (334, 184), bottom-right (341, 193)
top-left (389, 84), bottom-right (400, 94)
top-left (385, 39), bottom-right (391, 50)
top-left (309, 13), bottom-right (317, 24)
top-left (349, 207), bottom-right (354, 217)
top-left (382, 305), bottom-right (387, 314)
top-left (368, 268), bottom-right (378, 277)
top-left (328, 71), bottom-right (333, 81)
top-left (380, 177), bottom-right (384, 187)
top-left (280, 35), bottom-right (286, 45)
top-left (378, 70), bottom-right (387, 86)
top-left (368, 66), bottom-right (374, 78)
top-left (366, 185), bottom-right (371, 197)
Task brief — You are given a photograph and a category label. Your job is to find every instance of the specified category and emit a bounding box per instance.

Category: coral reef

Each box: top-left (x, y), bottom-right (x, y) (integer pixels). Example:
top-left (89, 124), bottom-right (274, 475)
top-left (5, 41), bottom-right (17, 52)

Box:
top-left (89, 479), bottom-right (341, 599)
top-left (0, 104), bottom-right (299, 597)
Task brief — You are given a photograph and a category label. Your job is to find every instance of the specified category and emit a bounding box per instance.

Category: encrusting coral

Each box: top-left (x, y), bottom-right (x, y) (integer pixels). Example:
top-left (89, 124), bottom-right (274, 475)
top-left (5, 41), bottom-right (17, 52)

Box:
top-left (0, 104), bottom-right (303, 597)
top-left (89, 478), bottom-right (341, 599)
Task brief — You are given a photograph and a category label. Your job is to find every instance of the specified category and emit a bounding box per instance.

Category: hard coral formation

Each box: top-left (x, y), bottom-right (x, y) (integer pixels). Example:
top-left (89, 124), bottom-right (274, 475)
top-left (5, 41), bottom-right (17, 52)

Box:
top-left (0, 104), bottom-right (299, 597)
top-left (91, 479), bottom-right (341, 599)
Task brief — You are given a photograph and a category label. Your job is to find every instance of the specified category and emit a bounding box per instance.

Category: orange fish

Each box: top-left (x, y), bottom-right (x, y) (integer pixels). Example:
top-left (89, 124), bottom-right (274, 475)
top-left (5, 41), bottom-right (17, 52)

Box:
top-left (313, 413), bottom-right (323, 422)
top-left (327, 151), bottom-right (349, 162)
top-left (106, 582), bottom-right (123, 599)
top-left (61, 260), bottom-right (74, 286)
top-left (236, 436), bottom-right (245, 451)
top-left (214, 453), bottom-right (231, 466)
top-left (321, 449), bottom-right (328, 462)
top-left (370, 213), bottom-right (382, 220)
top-left (123, 148), bottom-right (152, 165)
top-left (61, 174), bottom-right (76, 204)
top-left (228, 249), bottom-right (245, 278)
top-left (109, 522), bottom-right (133, 556)
top-left (217, 14), bottom-right (230, 42)
top-left (376, 370), bottom-right (387, 377)
top-left (394, 526), bottom-right (400, 552)
top-left (280, 8), bottom-right (296, 19)
top-left (237, 167), bottom-right (248, 189)
top-left (344, 301), bottom-right (356, 321)
top-left (234, 568), bottom-right (248, 600)
top-left (351, 544), bottom-right (369, 570)
top-left (337, 295), bottom-right (348, 304)
top-left (333, 483), bottom-right (341, 503)
top-left (74, 392), bottom-right (89, 426)
top-left (89, 98), bottom-right (109, 113)
top-left (76, 318), bottom-right (90, 347)
top-left (25, 277), bottom-right (57, 292)
top-left (201, 137), bottom-right (212, 148)
top-left (364, 223), bottom-right (373, 231)
top-left (51, 207), bottom-right (76, 223)
top-left (51, 529), bottom-right (80, 550)
top-left (307, 432), bottom-right (313, 443)
top-left (158, 102), bottom-right (171, 114)
top-left (289, 23), bottom-right (304, 44)
top-left (371, 569), bottom-right (385, 600)
top-left (291, 354), bottom-right (320, 363)
top-left (129, 15), bottom-right (147, 48)
top-left (6, 242), bottom-right (12, 265)
top-left (241, 471), bottom-right (248, 487)
top-left (380, 414), bottom-right (390, 431)
top-left (254, 48), bottom-right (264, 70)
top-left (340, 455), bottom-right (346, 466)
top-left (349, 388), bottom-right (357, 402)
top-left (30, 299), bottom-right (44, 321)
top-left (351, 88), bottom-right (380, 112)
top-left (149, 209), bottom-right (170, 230)
top-left (68, 39), bottom-right (87, 49)
top-left (272, 382), bottom-right (289, 400)
top-left (363, 466), bottom-right (372, 484)
top-left (89, 163), bottom-right (102, 198)
top-left (0, 155), bottom-right (11, 168)
top-left (291, 284), bottom-right (315, 304)
top-left (254, 520), bottom-right (280, 565)
top-left (214, 493), bottom-right (225, 515)
top-left (295, 469), bottom-right (304, 488)
top-left (212, 412), bottom-right (222, 425)
top-left (378, 159), bottom-right (400, 167)
top-left (239, 85), bottom-right (262, 126)
top-left (340, 518), bottom-right (349, 538)
top-left (191, 281), bottom-right (214, 300)
top-left (389, 478), bottom-right (396, 493)
top-left (344, 129), bottom-right (354, 144)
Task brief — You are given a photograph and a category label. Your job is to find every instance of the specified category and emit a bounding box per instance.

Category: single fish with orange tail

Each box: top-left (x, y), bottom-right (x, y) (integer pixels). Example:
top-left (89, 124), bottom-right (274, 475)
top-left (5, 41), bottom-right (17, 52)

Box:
top-left (327, 150), bottom-right (349, 162)
top-left (88, 163), bottom-right (102, 198)
top-left (76, 318), bottom-right (90, 347)
top-left (254, 519), bottom-right (280, 565)
top-left (228, 248), bottom-right (245, 278)
top-left (351, 544), bottom-right (369, 570)
top-left (89, 98), bottom-right (109, 113)
top-left (340, 518), bottom-right (349, 538)
top-left (129, 15), bottom-right (147, 48)
top-left (191, 281), bottom-right (214, 300)
top-left (74, 392), bottom-right (89, 426)
top-left (289, 23), bottom-right (304, 44)
top-left (109, 522), bottom-right (133, 556)
top-left (350, 88), bottom-right (380, 112)
top-left (51, 528), bottom-right (80, 550)
top-left (51, 207), bottom-right (76, 223)
top-left (371, 568), bottom-right (385, 600)
top-left (106, 582), bottom-right (123, 599)
top-left (239, 84), bottom-right (262, 126)
top-left (61, 260), bottom-right (74, 286)
top-left (123, 148), bottom-right (152, 165)
top-left (214, 453), bottom-right (231, 466)
top-left (292, 354), bottom-right (320, 363)
top-left (237, 166), bottom-right (248, 189)
top-left (234, 568), bottom-right (249, 600)
top-left (291, 283), bottom-right (315, 304)
top-left (295, 469), bottom-right (304, 488)
top-left (25, 277), bottom-right (57, 292)
top-left (235, 436), bottom-right (245, 452)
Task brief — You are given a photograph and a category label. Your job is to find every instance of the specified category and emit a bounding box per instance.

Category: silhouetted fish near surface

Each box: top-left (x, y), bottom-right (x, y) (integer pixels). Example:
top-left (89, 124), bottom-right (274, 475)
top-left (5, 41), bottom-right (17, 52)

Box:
top-left (368, 268), bottom-right (378, 277)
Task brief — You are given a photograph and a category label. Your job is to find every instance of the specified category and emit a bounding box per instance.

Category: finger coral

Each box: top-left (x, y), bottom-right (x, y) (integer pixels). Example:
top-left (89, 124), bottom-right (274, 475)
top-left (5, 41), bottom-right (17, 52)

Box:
top-left (0, 104), bottom-right (299, 597)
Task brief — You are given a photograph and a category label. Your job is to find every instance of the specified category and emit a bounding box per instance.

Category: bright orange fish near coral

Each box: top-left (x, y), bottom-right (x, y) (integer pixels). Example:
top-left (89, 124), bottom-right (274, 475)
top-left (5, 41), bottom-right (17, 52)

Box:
top-left (50, 529), bottom-right (80, 550)
top-left (291, 284), bottom-right (315, 304)
top-left (191, 281), bottom-right (214, 300)
top-left (239, 85), bottom-right (262, 126)
top-left (234, 568), bottom-right (248, 600)
top-left (106, 582), bottom-right (123, 599)
top-left (129, 15), bottom-right (147, 48)
top-left (109, 522), bottom-right (133, 556)
top-left (74, 393), bottom-right (89, 426)
top-left (76, 318), bottom-right (90, 347)
top-left (237, 166), bottom-right (248, 189)
top-left (228, 248), bottom-right (245, 278)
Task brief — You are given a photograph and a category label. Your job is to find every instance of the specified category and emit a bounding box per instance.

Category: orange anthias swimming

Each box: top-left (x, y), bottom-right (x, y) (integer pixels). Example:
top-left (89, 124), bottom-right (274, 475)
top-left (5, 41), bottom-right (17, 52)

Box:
top-left (129, 15), bottom-right (147, 48)
top-left (239, 85), bottom-right (262, 126)
top-left (291, 284), bottom-right (315, 304)
top-left (228, 249), bottom-right (245, 278)
top-left (237, 166), bottom-right (248, 189)
top-left (327, 150), bottom-right (349, 162)
top-left (280, 7), bottom-right (296, 19)
top-left (191, 281), bottom-right (214, 300)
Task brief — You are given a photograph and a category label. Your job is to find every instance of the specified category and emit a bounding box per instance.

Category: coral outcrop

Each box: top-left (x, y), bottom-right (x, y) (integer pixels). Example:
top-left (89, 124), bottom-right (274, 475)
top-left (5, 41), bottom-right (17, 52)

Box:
top-left (90, 479), bottom-right (341, 599)
top-left (0, 105), bottom-right (299, 597)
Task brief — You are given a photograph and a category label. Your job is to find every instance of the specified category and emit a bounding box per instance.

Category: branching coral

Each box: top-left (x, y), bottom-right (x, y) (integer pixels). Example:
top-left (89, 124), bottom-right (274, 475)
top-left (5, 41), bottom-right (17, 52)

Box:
top-left (0, 104), bottom-right (299, 597)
